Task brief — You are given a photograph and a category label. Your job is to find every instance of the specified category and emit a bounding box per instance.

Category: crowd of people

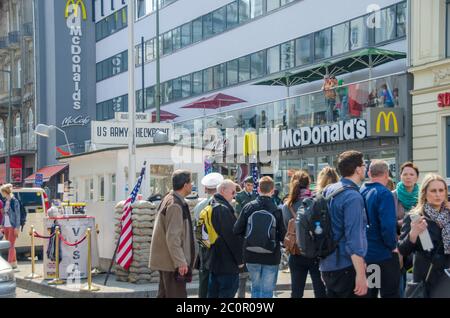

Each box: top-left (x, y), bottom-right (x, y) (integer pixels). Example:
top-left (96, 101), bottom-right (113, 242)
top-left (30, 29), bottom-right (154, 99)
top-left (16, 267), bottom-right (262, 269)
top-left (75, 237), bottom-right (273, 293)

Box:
top-left (148, 150), bottom-right (450, 298)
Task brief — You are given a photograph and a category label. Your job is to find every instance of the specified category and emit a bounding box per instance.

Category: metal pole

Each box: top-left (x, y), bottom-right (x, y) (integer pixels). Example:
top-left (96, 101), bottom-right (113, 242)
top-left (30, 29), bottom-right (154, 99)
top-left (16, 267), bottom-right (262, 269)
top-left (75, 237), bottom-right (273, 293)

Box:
top-left (54, 126), bottom-right (72, 154)
top-left (48, 226), bottom-right (64, 285)
top-left (81, 228), bottom-right (100, 291)
top-left (155, 0), bottom-right (161, 123)
top-left (2, 70), bottom-right (12, 184)
top-left (127, 0), bottom-right (137, 190)
top-left (25, 225), bottom-right (42, 279)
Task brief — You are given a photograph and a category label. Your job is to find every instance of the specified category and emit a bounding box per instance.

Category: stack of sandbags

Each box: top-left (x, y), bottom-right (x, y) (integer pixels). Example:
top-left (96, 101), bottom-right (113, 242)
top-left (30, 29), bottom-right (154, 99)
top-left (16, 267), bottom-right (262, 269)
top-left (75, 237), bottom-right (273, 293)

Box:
top-left (114, 200), bottom-right (158, 284)
top-left (114, 198), bottom-right (199, 284)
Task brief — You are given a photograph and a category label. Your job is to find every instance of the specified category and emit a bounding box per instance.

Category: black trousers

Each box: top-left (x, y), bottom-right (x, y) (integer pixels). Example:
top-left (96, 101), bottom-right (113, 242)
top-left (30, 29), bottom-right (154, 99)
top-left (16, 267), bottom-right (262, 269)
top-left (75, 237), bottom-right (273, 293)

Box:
top-left (198, 269), bottom-right (210, 298)
top-left (321, 266), bottom-right (360, 298)
top-left (367, 254), bottom-right (401, 298)
top-left (289, 254), bottom-right (326, 298)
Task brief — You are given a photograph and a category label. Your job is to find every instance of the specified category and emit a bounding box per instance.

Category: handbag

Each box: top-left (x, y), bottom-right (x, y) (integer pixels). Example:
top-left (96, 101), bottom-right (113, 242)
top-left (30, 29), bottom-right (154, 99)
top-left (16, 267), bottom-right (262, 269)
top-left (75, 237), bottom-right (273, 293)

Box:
top-left (405, 240), bottom-right (443, 298)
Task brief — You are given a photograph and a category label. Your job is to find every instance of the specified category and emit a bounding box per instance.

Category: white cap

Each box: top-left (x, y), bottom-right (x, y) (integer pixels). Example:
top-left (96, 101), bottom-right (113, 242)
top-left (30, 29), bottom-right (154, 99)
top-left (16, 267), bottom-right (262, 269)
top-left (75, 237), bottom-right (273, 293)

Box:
top-left (201, 173), bottom-right (224, 189)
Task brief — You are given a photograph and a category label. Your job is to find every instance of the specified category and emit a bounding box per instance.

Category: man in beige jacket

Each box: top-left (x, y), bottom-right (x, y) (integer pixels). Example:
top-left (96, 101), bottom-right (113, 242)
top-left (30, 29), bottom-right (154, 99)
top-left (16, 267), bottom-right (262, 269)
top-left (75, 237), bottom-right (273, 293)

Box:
top-left (149, 170), bottom-right (197, 298)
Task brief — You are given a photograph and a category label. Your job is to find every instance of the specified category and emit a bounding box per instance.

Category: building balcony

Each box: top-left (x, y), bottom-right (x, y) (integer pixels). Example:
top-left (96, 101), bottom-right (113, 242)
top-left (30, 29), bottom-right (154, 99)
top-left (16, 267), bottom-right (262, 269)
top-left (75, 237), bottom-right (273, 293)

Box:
top-left (0, 133), bottom-right (37, 156)
top-left (22, 23), bottom-right (33, 37)
top-left (0, 36), bottom-right (7, 50)
top-left (7, 31), bottom-right (20, 49)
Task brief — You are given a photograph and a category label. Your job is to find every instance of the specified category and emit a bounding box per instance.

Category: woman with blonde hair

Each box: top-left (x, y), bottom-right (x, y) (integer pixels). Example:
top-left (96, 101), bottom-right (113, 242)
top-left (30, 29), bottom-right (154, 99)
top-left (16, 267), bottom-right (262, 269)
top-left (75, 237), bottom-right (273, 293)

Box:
top-left (281, 170), bottom-right (326, 298)
top-left (398, 173), bottom-right (450, 297)
top-left (316, 166), bottom-right (339, 194)
top-left (0, 184), bottom-right (21, 268)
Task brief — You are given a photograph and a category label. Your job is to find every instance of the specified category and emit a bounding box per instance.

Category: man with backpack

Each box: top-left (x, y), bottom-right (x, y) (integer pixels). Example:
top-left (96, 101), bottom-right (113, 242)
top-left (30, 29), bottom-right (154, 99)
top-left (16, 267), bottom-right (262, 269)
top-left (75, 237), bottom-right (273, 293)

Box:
top-left (320, 150), bottom-right (368, 298)
top-left (233, 176), bottom-right (286, 298)
top-left (360, 160), bottom-right (399, 298)
top-left (207, 180), bottom-right (244, 298)
top-left (193, 172), bottom-right (224, 298)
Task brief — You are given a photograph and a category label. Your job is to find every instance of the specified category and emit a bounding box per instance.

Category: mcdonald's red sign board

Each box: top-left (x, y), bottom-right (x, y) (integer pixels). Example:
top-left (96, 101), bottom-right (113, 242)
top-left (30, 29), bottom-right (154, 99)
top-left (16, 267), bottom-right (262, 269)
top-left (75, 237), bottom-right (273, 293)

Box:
top-left (438, 93), bottom-right (450, 108)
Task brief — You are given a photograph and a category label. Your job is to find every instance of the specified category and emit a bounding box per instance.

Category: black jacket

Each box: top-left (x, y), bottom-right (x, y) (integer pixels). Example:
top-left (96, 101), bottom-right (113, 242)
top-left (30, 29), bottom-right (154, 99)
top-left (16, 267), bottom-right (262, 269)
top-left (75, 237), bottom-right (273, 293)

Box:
top-left (209, 194), bottom-right (244, 275)
top-left (398, 213), bottom-right (450, 296)
top-left (234, 196), bottom-right (286, 265)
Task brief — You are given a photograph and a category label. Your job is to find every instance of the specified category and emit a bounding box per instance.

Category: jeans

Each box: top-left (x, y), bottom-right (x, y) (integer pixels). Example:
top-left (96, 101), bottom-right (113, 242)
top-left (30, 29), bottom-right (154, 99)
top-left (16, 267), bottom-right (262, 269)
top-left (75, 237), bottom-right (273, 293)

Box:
top-left (198, 269), bottom-right (210, 298)
top-left (246, 263), bottom-right (279, 298)
top-left (289, 254), bottom-right (326, 298)
top-left (3, 227), bottom-right (17, 264)
top-left (208, 273), bottom-right (239, 298)
top-left (339, 95), bottom-right (348, 121)
top-left (326, 98), bottom-right (336, 123)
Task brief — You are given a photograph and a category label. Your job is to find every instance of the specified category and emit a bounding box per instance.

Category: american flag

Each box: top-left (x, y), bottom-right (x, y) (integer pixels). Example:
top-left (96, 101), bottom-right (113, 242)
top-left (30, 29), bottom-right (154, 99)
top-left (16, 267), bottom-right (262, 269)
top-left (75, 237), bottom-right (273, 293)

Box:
top-left (251, 163), bottom-right (259, 194)
top-left (116, 165), bottom-right (146, 270)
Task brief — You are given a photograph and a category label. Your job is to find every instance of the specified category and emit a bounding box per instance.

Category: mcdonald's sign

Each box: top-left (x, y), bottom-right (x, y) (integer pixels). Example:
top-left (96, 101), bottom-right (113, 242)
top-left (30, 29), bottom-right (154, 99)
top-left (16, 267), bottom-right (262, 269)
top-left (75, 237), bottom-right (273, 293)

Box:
top-left (65, 0), bottom-right (87, 20)
top-left (243, 131), bottom-right (258, 156)
top-left (367, 108), bottom-right (404, 137)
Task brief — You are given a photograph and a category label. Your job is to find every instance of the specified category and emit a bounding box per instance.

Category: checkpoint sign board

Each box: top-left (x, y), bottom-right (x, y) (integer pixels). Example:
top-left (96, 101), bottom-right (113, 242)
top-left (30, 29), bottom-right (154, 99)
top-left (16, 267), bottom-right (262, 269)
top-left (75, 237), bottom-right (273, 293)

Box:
top-left (35, 173), bottom-right (44, 187)
top-left (91, 121), bottom-right (172, 145)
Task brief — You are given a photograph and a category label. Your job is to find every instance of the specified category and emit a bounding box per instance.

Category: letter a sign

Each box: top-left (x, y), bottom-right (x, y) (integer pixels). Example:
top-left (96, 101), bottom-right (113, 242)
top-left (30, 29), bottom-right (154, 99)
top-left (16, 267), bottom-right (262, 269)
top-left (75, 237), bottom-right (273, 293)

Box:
top-left (367, 108), bottom-right (404, 137)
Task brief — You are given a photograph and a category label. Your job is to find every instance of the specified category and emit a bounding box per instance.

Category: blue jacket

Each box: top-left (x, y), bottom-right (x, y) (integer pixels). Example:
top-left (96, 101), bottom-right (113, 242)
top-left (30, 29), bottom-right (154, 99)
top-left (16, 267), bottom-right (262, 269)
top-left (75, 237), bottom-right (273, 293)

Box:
top-left (1, 197), bottom-right (21, 229)
top-left (360, 182), bottom-right (397, 263)
top-left (320, 178), bottom-right (368, 272)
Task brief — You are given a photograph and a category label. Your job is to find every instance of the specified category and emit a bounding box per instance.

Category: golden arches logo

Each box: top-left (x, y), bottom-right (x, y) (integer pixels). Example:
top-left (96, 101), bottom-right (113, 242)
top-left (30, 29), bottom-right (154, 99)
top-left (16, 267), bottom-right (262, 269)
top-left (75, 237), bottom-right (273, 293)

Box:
top-left (65, 0), bottom-right (87, 20)
top-left (376, 111), bottom-right (398, 133)
top-left (243, 131), bottom-right (258, 156)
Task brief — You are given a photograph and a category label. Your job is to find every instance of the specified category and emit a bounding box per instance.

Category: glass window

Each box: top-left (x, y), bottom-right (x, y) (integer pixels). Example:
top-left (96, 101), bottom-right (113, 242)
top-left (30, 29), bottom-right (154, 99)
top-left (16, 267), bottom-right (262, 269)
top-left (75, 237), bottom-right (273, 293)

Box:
top-left (267, 45), bottom-right (280, 74)
top-left (163, 31), bottom-right (172, 55)
top-left (397, 2), bottom-right (407, 38)
top-left (227, 60), bottom-right (239, 85)
top-left (238, 55), bottom-right (250, 82)
top-left (27, 108), bottom-right (34, 146)
top-left (13, 113), bottom-right (21, 150)
top-left (84, 179), bottom-right (89, 201)
top-left (239, 0), bottom-right (250, 23)
top-left (448, 1), bottom-right (450, 57)
top-left (281, 40), bottom-right (295, 70)
top-left (267, 0), bottom-right (280, 12)
top-left (213, 64), bottom-right (226, 89)
top-left (181, 75), bottom-right (191, 98)
top-left (137, 0), bottom-right (147, 18)
top-left (0, 120), bottom-right (4, 152)
top-left (181, 22), bottom-right (192, 47)
top-left (226, 2), bottom-right (238, 29)
top-left (212, 7), bottom-right (226, 34)
top-left (162, 81), bottom-right (172, 104)
top-left (250, 0), bottom-right (265, 18)
top-left (192, 17), bottom-right (202, 43)
top-left (172, 27), bottom-right (181, 51)
top-left (192, 71), bottom-right (203, 95)
top-left (96, 7), bottom-right (127, 42)
top-left (251, 51), bottom-right (265, 79)
top-left (295, 35), bottom-right (311, 66)
top-left (111, 174), bottom-right (116, 202)
top-left (350, 16), bottom-right (368, 50)
top-left (145, 39), bottom-right (155, 62)
top-left (203, 68), bottom-right (213, 92)
top-left (172, 77), bottom-right (182, 100)
top-left (145, 86), bottom-right (155, 110)
top-left (89, 178), bottom-right (94, 201)
top-left (314, 28), bottom-right (331, 60)
top-left (375, 7), bottom-right (396, 43)
top-left (150, 165), bottom-right (174, 196)
top-left (280, 0), bottom-right (294, 4)
top-left (99, 176), bottom-right (105, 202)
top-left (332, 22), bottom-right (350, 56)
top-left (203, 13), bottom-right (213, 39)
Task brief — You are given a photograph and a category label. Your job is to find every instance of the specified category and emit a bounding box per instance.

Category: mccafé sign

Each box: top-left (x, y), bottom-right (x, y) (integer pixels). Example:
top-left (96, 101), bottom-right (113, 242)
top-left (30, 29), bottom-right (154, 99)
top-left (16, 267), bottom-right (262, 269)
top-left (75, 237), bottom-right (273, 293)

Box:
top-left (438, 93), bottom-right (450, 108)
top-left (367, 108), bottom-right (404, 137)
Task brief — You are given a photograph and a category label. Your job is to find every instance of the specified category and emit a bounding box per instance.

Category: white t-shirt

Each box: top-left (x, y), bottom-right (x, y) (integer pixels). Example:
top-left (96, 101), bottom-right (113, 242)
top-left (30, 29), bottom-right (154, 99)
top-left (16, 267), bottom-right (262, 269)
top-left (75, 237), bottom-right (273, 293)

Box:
top-left (3, 200), bottom-right (11, 228)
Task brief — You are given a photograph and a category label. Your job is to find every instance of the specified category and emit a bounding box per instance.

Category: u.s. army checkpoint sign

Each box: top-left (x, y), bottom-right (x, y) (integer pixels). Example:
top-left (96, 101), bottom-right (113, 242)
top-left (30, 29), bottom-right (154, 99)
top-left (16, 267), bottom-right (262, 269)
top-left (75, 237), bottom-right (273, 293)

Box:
top-left (91, 121), bottom-right (172, 145)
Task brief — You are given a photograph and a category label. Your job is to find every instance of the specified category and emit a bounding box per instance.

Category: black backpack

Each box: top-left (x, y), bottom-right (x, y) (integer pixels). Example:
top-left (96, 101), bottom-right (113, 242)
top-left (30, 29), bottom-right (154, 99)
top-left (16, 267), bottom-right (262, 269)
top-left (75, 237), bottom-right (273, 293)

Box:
top-left (295, 186), bottom-right (355, 259)
top-left (245, 210), bottom-right (277, 254)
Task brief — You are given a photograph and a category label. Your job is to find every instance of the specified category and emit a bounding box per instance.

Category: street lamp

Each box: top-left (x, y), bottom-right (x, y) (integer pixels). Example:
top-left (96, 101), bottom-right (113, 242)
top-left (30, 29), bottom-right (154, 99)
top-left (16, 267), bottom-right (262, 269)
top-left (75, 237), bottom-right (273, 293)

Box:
top-left (34, 124), bottom-right (72, 154)
top-left (0, 69), bottom-right (12, 183)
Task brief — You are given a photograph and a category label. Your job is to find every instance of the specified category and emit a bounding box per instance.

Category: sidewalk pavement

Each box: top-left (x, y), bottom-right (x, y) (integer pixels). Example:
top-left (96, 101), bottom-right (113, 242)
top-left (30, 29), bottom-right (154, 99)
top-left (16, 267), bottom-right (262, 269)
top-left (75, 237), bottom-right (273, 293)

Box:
top-left (15, 262), bottom-right (312, 298)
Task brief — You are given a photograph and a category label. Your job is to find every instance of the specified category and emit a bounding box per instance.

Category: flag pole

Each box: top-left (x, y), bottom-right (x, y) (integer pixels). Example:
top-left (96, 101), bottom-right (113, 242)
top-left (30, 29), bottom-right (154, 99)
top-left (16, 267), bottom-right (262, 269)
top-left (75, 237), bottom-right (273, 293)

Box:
top-left (104, 161), bottom-right (147, 286)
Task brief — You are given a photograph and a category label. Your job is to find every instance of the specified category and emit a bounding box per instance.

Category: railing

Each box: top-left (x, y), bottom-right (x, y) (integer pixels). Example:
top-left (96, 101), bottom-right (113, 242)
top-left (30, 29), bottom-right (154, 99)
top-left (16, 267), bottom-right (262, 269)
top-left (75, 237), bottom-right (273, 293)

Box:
top-left (22, 23), bottom-right (33, 37)
top-left (0, 36), bottom-right (7, 49)
top-left (8, 31), bottom-right (20, 46)
top-left (175, 73), bottom-right (407, 142)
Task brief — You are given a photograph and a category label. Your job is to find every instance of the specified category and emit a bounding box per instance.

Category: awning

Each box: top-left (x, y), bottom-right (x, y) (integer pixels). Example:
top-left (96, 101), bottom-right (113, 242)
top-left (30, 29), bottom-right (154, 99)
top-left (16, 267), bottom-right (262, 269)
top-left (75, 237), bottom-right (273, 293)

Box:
top-left (24, 164), bottom-right (68, 184)
top-left (254, 47), bottom-right (406, 88)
